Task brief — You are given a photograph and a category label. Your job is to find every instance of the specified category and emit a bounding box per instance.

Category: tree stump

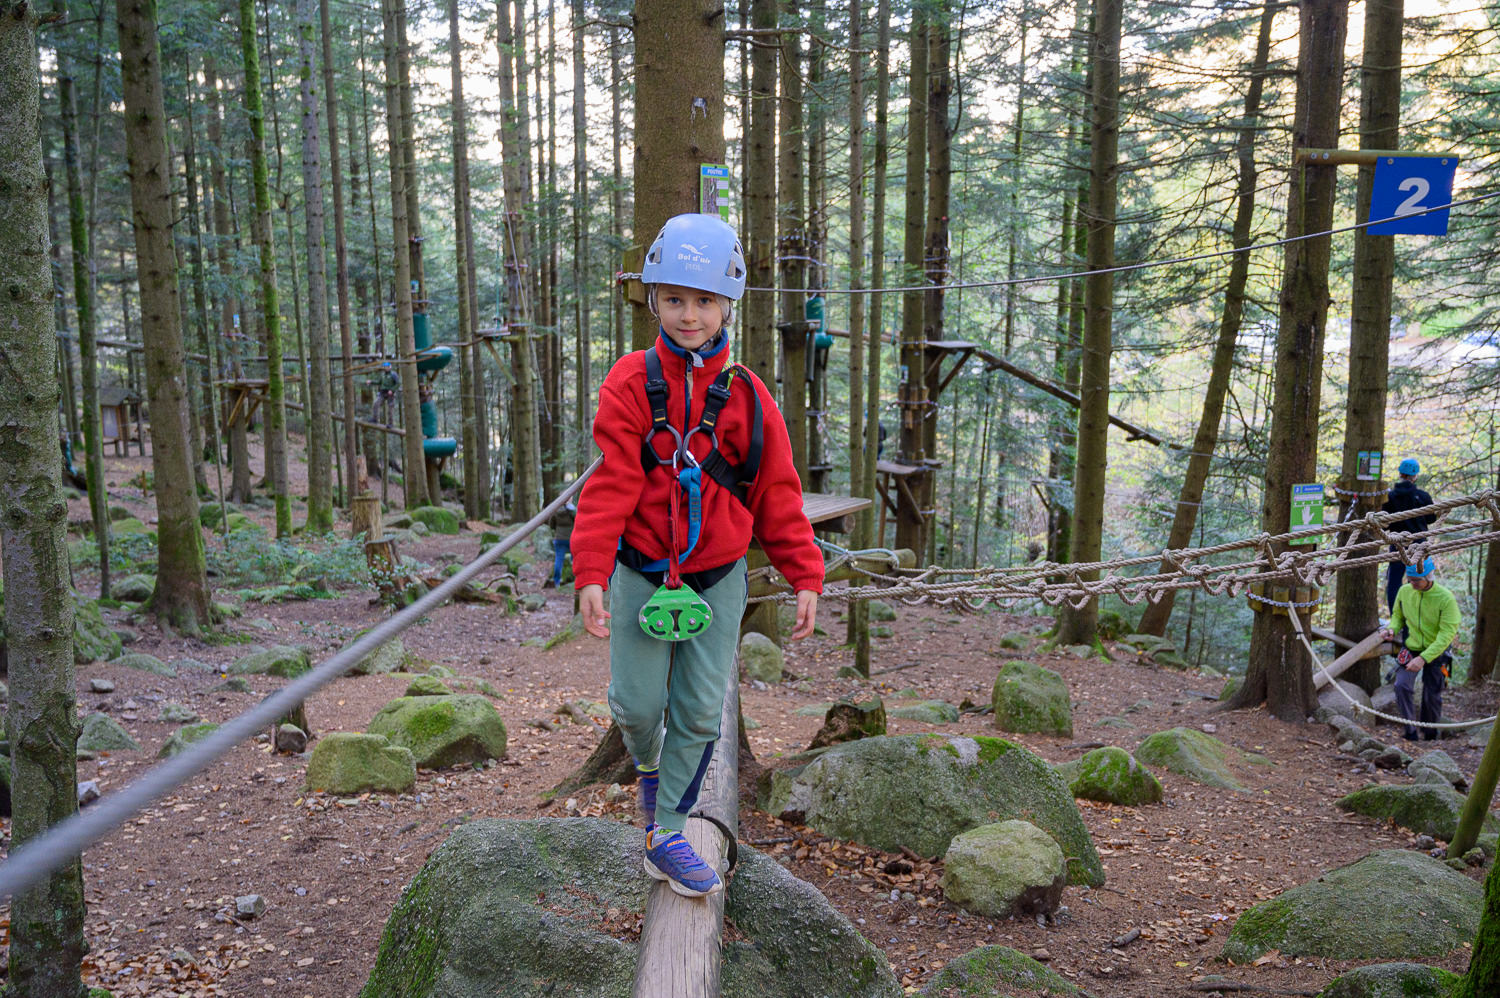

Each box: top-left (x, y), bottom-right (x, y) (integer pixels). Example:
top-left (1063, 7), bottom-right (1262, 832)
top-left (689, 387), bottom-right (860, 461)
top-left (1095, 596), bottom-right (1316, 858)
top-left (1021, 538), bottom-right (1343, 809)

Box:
top-left (365, 535), bottom-right (406, 599)
top-left (352, 493), bottom-right (381, 539)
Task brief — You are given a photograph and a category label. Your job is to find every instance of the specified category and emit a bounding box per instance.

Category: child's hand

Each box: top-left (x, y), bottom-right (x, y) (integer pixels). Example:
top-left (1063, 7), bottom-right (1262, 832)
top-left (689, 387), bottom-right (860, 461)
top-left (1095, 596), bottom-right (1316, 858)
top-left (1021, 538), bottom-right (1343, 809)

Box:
top-left (790, 590), bottom-right (818, 640)
top-left (579, 584), bottom-right (611, 638)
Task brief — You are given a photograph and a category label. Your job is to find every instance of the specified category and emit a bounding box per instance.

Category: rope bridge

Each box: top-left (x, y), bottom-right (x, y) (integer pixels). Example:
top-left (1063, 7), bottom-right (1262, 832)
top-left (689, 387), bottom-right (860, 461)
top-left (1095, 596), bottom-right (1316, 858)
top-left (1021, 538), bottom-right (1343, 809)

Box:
top-left (749, 488), bottom-right (1500, 613)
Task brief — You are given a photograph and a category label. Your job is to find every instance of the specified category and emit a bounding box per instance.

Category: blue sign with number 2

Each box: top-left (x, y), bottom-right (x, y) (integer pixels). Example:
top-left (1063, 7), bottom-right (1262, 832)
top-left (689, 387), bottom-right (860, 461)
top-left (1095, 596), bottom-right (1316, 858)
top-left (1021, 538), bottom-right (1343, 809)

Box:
top-left (1368, 155), bottom-right (1459, 235)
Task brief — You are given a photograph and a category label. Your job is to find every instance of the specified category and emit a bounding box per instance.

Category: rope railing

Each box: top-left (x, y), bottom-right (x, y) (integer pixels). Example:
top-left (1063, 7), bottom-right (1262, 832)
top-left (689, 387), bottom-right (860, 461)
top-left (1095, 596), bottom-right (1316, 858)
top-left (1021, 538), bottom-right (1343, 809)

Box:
top-left (0, 458), bottom-right (600, 904)
top-left (751, 489), bottom-right (1500, 611)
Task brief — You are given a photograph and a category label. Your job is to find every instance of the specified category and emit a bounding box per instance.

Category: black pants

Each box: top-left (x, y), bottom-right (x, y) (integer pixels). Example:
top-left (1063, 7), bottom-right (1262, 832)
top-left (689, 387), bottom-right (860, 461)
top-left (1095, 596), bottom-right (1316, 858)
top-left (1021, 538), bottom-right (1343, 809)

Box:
top-left (1393, 652), bottom-right (1450, 740)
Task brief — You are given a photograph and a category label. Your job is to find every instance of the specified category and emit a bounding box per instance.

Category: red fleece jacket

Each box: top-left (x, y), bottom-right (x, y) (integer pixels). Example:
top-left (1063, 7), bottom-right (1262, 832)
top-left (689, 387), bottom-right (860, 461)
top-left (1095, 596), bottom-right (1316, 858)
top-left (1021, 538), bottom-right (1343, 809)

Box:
top-left (572, 336), bottom-right (824, 594)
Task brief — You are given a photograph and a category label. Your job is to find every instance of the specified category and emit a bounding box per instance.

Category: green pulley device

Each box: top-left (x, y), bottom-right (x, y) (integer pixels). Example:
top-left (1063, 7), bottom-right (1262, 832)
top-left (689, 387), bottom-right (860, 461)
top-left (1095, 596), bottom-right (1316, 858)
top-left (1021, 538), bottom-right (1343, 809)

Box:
top-left (639, 584), bottom-right (713, 641)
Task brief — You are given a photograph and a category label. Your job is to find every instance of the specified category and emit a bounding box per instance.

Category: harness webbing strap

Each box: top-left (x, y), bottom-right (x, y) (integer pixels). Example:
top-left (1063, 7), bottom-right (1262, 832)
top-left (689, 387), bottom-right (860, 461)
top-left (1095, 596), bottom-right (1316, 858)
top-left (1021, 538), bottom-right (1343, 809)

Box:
top-left (637, 347), bottom-right (761, 508)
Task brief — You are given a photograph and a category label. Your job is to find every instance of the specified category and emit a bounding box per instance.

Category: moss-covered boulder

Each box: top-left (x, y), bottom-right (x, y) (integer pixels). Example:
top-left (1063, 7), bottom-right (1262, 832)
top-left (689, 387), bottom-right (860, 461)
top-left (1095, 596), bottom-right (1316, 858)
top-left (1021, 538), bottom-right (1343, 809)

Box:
top-left (920, 945), bottom-right (1078, 997)
top-left (367, 694), bottom-right (508, 768)
top-left (230, 645), bottom-right (311, 678)
top-left (359, 818), bottom-right (900, 998)
top-left (73, 596), bottom-right (123, 664)
top-left (306, 733), bottom-right (416, 794)
top-left (78, 713), bottom-right (140, 753)
top-left (991, 661), bottom-right (1072, 738)
top-left (158, 723), bottom-right (219, 759)
top-left (111, 573), bottom-right (155, 603)
top-left (156, 702), bottom-right (199, 724)
top-left (223, 512), bottom-right (257, 533)
top-left (1221, 851), bottom-right (1481, 963)
top-left (808, 692), bottom-right (887, 749)
top-left (111, 516), bottom-right (152, 537)
top-left (1136, 727), bottom-right (1266, 791)
top-left (404, 675), bottom-right (453, 697)
top-left (1315, 963), bottom-right (1461, 998)
top-left (739, 631), bottom-right (784, 684)
top-left (1336, 784), bottom-right (1500, 841)
top-left (1408, 750), bottom-right (1466, 791)
top-left (110, 652), bottom-right (176, 677)
top-left (1057, 746), bottom-right (1163, 806)
top-left (409, 505), bottom-right (460, 535)
top-left (346, 636), bottom-right (410, 676)
top-left (760, 734), bottom-right (1103, 886)
top-left (939, 820), bottom-right (1066, 918)
top-left (889, 700), bottom-right (961, 724)
top-left (868, 600), bottom-right (897, 622)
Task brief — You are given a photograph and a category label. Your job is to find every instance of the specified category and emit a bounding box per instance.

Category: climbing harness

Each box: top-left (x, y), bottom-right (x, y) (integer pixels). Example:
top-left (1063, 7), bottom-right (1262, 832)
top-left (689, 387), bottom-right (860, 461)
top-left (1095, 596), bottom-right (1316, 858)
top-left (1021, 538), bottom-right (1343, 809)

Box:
top-left (634, 347), bottom-right (763, 642)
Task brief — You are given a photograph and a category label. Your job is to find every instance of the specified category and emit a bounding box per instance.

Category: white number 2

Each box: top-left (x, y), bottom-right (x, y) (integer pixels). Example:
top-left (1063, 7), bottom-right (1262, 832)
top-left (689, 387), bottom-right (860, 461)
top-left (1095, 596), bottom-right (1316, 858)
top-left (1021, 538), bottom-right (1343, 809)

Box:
top-left (1394, 176), bottom-right (1431, 216)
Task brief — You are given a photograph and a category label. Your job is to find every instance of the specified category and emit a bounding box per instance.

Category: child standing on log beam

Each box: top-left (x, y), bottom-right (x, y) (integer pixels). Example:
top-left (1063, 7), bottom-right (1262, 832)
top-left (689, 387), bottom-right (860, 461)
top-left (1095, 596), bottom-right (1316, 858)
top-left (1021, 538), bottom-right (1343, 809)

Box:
top-left (573, 213), bottom-right (823, 897)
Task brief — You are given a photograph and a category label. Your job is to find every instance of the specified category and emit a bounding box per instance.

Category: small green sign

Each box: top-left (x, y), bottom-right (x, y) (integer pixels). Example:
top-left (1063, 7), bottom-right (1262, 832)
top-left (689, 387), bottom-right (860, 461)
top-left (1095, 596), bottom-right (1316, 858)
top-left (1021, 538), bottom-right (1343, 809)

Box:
top-left (1356, 450), bottom-right (1383, 481)
top-left (1291, 483), bottom-right (1325, 532)
top-left (700, 163), bottom-right (730, 222)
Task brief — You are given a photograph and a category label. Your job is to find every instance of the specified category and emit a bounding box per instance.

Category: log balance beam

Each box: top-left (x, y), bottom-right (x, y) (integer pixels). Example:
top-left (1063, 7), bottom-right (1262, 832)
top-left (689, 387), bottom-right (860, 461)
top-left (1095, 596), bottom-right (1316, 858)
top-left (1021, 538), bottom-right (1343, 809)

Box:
top-left (1312, 629), bottom-right (1390, 690)
top-left (632, 659), bottom-right (740, 996)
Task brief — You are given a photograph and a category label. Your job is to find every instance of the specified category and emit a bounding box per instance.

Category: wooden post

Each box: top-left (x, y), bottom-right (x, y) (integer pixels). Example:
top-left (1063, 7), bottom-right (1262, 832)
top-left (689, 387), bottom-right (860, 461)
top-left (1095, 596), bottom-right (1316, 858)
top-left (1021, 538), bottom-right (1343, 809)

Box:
top-left (632, 661), bottom-right (739, 997)
top-left (1311, 629), bottom-right (1389, 689)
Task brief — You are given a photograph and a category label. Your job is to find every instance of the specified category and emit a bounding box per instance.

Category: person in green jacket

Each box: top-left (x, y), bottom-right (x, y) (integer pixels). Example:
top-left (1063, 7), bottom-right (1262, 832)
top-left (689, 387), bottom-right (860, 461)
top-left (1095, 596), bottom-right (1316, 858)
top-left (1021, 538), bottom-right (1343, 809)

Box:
top-left (1380, 558), bottom-right (1461, 741)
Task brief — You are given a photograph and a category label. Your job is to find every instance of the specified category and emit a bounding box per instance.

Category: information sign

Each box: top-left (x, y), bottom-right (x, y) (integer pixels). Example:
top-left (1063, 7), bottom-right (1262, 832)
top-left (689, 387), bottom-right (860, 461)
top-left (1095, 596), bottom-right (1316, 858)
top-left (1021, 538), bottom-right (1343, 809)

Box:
top-left (1368, 156), bottom-right (1459, 235)
top-left (699, 164), bottom-right (730, 222)
top-left (1291, 483), bottom-right (1325, 532)
top-left (1356, 450), bottom-right (1383, 481)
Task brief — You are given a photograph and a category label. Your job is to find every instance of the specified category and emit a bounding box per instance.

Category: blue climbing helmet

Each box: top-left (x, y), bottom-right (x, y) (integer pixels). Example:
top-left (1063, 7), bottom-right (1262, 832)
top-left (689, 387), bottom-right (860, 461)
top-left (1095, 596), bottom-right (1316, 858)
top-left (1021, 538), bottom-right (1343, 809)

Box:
top-left (1406, 558), bottom-right (1436, 579)
top-left (641, 214), bottom-right (748, 301)
top-left (1399, 458), bottom-right (1420, 476)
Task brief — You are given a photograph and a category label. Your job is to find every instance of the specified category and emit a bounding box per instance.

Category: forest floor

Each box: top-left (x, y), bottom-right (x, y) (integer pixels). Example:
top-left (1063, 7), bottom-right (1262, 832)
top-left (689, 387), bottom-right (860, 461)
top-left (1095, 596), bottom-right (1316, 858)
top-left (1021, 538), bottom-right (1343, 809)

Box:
top-left (5, 441), bottom-right (1497, 998)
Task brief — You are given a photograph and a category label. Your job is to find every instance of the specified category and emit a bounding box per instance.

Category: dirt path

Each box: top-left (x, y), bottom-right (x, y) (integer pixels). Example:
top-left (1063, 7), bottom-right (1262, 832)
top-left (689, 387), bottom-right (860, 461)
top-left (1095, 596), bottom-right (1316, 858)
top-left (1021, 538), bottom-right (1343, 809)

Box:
top-left (7, 446), bottom-right (1496, 997)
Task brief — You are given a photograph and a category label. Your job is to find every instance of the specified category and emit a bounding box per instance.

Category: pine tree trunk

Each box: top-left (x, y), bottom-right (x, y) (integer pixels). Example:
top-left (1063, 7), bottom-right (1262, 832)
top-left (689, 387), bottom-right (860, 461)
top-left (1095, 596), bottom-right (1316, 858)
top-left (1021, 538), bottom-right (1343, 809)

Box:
top-left (571, 0), bottom-right (589, 482)
top-left (204, 56), bottom-right (253, 504)
top-left (450, 0), bottom-right (479, 519)
top-left (1232, 0), bottom-right (1348, 722)
top-left (1137, 0), bottom-right (1276, 638)
top-left (1469, 466), bottom-right (1500, 682)
top-left (1334, 0), bottom-right (1402, 688)
top-left (778, 15), bottom-right (807, 475)
top-left (845, 0), bottom-right (869, 674)
top-left (382, 0), bottom-right (429, 509)
top-left (120, 0), bottom-right (213, 633)
top-left (320, 0), bottom-right (357, 511)
top-left (1055, 0), bottom-right (1121, 647)
top-left (895, 10), bottom-right (928, 556)
top-left (240, 0), bottom-right (292, 535)
top-left (298, 0), bottom-right (334, 532)
top-left (1, 9), bottom-right (90, 993)
top-left (497, 0), bottom-right (541, 519)
top-left (609, 24), bottom-right (626, 361)
top-left (742, 0), bottom-right (777, 381)
top-left (60, 39), bottom-right (111, 601)
top-left (1461, 850), bottom-right (1500, 996)
top-left (920, 14), bottom-right (952, 565)
top-left (180, 76), bottom-right (220, 506)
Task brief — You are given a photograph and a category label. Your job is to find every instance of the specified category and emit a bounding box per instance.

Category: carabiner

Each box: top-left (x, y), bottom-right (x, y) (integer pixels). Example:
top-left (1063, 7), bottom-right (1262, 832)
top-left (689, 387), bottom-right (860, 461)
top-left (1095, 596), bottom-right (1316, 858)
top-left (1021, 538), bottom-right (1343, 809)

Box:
top-left (680, 426), bottom-right (716, 470)
top-left (644, 423), bottom-right (684, 469)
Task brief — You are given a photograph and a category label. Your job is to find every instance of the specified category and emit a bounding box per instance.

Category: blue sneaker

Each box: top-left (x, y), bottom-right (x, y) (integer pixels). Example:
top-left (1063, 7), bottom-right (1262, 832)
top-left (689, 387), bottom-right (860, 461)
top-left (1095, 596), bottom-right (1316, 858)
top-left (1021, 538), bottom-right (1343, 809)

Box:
top-left (643, 826), bottom-right (723, 897)
top-left (636, 765), bottom-right (658, 826)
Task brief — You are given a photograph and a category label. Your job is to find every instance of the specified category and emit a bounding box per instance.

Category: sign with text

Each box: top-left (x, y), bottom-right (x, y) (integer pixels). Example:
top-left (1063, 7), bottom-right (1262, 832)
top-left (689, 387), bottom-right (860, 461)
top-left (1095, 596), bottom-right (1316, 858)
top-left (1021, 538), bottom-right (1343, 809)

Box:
top-left (1369, 155), bottom-right (1459, 235)
top-left (699, 164), bottom-right (730, 223)
top-left (1357, 450), bottom-right (1383, 481)
top-left (1291, 483), bottom-right (1325, 532)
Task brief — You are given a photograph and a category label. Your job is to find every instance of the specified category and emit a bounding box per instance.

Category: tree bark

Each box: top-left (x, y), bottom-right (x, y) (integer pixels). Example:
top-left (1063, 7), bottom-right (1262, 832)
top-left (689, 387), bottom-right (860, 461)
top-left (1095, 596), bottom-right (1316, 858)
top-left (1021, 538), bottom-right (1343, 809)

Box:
top-left (1055, 0), bottom-right (1121, 647)
top-left (571, 0), bottom-right (590, 484)
top-left (382, 0), bottom-right (429, 509)
top-left (1, 9), bottom-right (90, 995)
top-left (239, 0), bottom-right (292, 536)
top-left (1231, 0), bottom-right (1348, 722)
top-left (497, 0), bottom-right (541, 519)
top-left (1470, 465), bottom-right (1500, 683)
top-left (742, 0), bottom-right (776, 382)
top-left (59, 36), bottom-right (111, 601)
top-left (1137, 0), bottom-right (1276, 638)
top-left (845, 0), bottom-right (869, 674)
top-left (298, 0), bottom-right (334, 533)
top-left (778, 13), bottom-right (807, 475)
top-left (609, 24), bottom-right (626, 361)
top-left (1334, 0), bottom-right (1402, 689)
top-left (1461, 834), bottom-right (1500, 995)
top-left (920, 13), bottom-right (953, 565)
top-left (203, 56), bottom-right (253, 504)
top-left (120, 0), bottom-right (213, 633)
top-left (450, 0), bottom-right (479, 519)
top-left (320, 0), bottom-right (357, 511)
top-left (895, 9), bottom-right (928, 556)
